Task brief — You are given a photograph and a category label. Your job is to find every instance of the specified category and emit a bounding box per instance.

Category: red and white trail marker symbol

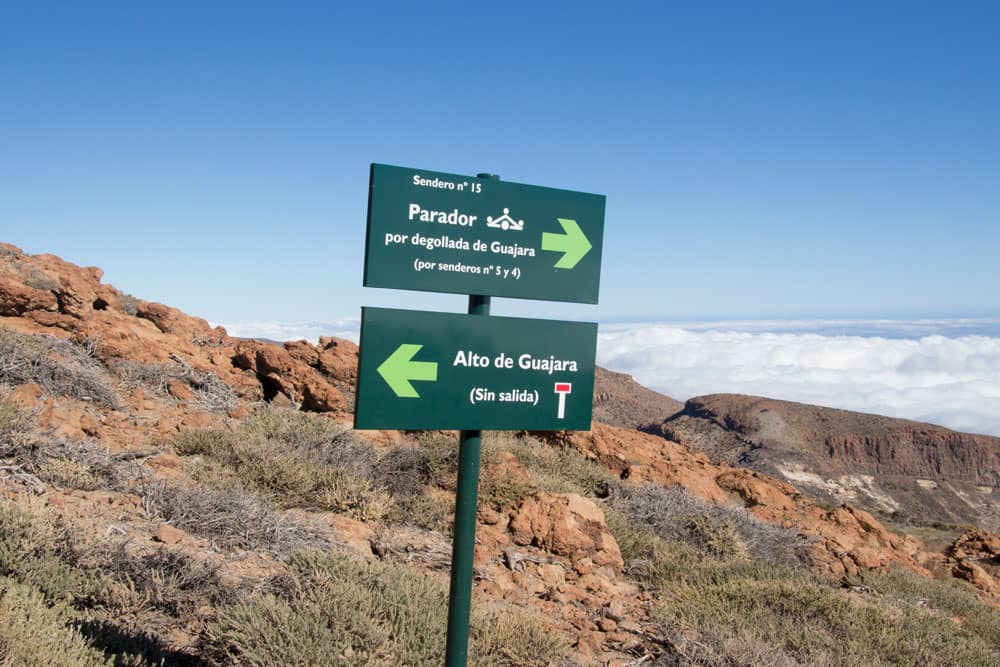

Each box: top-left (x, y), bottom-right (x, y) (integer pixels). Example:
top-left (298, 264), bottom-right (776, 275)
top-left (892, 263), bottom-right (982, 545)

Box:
top-left (554, 382), bottom-right (572, 419)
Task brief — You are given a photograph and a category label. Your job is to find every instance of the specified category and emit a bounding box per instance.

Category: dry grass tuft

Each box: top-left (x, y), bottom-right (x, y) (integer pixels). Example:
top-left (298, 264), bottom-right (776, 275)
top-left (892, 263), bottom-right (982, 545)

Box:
top-left (0, 329), bottom-right (118, 407)
top-left (140, 478), bottom-right (319, 554)
top-left (203, 550), bottom-right (564, 667)
top-left (173, 408), bottom-right (391, 521)
top-left (114, 356), bottom-right (237, 413)
top-left (6, 435), bottom-right (145, 493)
top-left (609, 482), bottom-right (806, 564)
top-left (0, 396), bottom-right (32, 457)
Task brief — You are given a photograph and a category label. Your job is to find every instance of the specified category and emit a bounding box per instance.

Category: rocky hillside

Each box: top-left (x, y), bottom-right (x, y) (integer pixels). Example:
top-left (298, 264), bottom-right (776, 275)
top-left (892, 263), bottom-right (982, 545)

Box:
top-left (1, 243), bottom-right (999, 666)
top-left (645, 394), bottom-right (1000, 532)
top-left (591, 367), bottom-right (683, 429)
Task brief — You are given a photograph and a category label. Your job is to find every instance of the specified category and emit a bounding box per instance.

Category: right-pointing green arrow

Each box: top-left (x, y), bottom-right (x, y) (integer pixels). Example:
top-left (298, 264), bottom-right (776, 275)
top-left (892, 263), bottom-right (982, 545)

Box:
top-left (377, 344), bottom-right (438, 398)
top-left (541, 218), bottom-right (592, 269)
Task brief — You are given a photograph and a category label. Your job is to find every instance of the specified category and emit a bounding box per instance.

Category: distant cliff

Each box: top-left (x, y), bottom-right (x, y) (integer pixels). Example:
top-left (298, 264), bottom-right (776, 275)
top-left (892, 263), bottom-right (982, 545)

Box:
top-left (645, 394), bottom-right (1000, 530)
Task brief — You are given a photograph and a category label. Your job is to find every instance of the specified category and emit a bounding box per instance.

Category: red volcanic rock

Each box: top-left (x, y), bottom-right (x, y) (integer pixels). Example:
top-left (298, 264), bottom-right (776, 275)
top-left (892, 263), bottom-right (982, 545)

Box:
top-left (0, 276), bottom-right (59, 316)
top-left (559, 421), bottom-right (937, 580)
top-left (510, 492), bottom-right (624, 571)
top-left (0, 249), bottom-right (354, 416)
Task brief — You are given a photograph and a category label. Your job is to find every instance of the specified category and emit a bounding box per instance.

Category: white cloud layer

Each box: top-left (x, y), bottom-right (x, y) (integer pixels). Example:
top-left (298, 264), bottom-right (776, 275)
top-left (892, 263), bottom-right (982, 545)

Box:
top-left (216, 319), bottom-right (360, 343)
top-left (598, 322), bottom-right (1000, 437)
top-left (216, 318), bottom-right (1000, 437)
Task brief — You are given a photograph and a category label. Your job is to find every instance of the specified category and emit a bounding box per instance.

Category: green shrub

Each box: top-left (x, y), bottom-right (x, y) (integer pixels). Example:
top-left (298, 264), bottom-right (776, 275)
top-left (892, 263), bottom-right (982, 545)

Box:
top-left (0, 501), bottom-right (243, 665)
top-left (484, 431), bottom-right (618, 498)
top-left (849, 566), bottom-right (1000, 649)
top-left (610, 483), bottom-right (805, 565)
top-left (0, 397), bottom-right (31, 456)
top-left (687, 514), bottom-right (750, 561)
top-left (172, 409), bottom-right (390, 521)
top-left (0, 577), bottom-right (111, 667)
top-left (415, 433), bottom-right (461, 490)
top-left (374, 446), bottom-right (432, 499)
top-left (655, 571), bottom-right (1000, 667)
top-left (116, 293), bottom-right (140, 317)
top-left (478, 466), bottom-right (537, 512)
top-left (389, 491), bottom-right (453, 535)
top-left (471, 606), bottom-right (566, 667)
top-left (205, 551), bottom-right (563, 667)
top-left (0, 503), bottom-right (107, 605)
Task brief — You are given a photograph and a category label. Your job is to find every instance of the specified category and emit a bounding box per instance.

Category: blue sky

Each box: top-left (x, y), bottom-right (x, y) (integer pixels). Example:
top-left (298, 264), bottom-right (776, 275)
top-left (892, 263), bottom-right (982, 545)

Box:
top-left (2, 1), bottom-right (998, 324)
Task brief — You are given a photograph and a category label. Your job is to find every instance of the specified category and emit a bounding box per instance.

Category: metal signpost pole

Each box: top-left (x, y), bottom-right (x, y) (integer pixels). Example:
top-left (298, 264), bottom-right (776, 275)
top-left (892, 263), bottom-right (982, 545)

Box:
top-left (445, 174), bottom-right (497, 667)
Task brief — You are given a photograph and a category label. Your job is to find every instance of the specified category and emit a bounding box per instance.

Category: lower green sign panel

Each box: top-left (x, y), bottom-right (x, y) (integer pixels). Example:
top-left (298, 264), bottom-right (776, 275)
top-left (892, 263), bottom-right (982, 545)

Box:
top-left (354, 307), bottom-right (597, 431)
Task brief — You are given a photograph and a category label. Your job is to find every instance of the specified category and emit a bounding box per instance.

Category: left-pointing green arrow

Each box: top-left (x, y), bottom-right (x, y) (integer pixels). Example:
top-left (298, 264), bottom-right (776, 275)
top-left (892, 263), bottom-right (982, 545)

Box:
top-left (377, 344), bottom-right (438, 398)
top-left (541, 218), bottom-right (592, 269)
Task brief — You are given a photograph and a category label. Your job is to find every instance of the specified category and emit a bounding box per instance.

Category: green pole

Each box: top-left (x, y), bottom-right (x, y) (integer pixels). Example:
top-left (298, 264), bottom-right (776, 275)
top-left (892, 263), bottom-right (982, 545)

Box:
top-left (444, 173), bottom-right (497, 667)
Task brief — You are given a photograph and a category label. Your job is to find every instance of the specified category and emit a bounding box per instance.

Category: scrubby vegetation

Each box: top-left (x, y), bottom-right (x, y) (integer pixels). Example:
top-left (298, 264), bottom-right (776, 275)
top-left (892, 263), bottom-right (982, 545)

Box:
top-left (604, 502), bottom-right (1000, 666)
top-left (0, 501), bottom-right (223, 664)
top-left (654, 560), bottom-right (1000, 666)
top-left (0, 329), bottom-right (118, 407)
top-left (140, 478), bottom-right (319, 553)
top-left (0, 396), bottom-right (31, 456)
top-left (609, 482), bottom-right (806, 565)
top-left (0, 577), bottom-right (111, 667)
top-left (203, 550), bottom-right (564, 667)
top-left (173, 409), bottom-right (392, 521)
top-left (114, 359), bottom-right (237, 414)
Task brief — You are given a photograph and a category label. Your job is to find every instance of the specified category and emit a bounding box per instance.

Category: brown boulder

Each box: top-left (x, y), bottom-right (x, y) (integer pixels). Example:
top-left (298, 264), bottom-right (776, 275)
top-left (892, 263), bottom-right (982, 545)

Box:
top-left (154, 524), bottom-right (187, 545)
top-left (953, 560), bottom-right (998, 593)
top-left (0, 275), bottom-right (59, 315)
top-left (510, 493), bottom-right (623, 571)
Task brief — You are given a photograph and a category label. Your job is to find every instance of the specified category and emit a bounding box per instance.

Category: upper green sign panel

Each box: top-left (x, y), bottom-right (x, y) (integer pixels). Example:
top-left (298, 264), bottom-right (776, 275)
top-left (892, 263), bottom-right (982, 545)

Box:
top-left (364, 163), bottom-right (606, 304)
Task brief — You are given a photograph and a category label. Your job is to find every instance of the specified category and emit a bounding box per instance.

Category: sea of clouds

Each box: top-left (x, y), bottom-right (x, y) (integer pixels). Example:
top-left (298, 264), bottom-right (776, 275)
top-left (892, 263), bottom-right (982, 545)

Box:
top-left (599, 320), bottom-right (1000, 437)
top-left (218, 318), bottom-right (1000, 437)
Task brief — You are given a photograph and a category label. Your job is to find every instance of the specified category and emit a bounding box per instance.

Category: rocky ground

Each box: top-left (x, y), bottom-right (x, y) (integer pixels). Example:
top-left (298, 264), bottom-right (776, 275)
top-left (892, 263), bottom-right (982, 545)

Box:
top-left (1, 243), bottom-right (999, 666)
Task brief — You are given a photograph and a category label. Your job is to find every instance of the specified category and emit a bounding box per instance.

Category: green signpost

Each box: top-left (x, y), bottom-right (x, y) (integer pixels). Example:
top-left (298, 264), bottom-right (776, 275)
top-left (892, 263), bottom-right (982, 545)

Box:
top-left (365, 163), bottom-right (605, 303)
top-left (355, 307), bottom-right (597, 431)
top-left (356, 166), bottom-right (605, 666)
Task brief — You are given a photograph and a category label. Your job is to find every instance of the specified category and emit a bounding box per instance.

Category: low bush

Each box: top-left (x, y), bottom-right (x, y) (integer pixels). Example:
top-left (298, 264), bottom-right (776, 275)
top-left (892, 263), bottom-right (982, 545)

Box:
top-left (116, 293), bottom-right (140, 317)
top-left (0, 329), bottom-right (118, 407)
top-left (172, 409), bottom-right (390, 521)
top-left (655, 569), bottom-right (1000, 667)
top-left (101, 546), bottom-right (233, 618)
top-left (609, 483), bottom-right (806, 565)
top-left (373, 446), bottom-right (432, 499)
top-left (114, 359), bottom-right (237, 414)
top-left (6, 435), bottom-right (142, 493)
top-left (0, 577), bottom-right (111, 667)
top-left (471, 605), bottom-right (566, 667)
top-left (204, 551), bottom-right (564, 667)
top-left (140, 478), bottom-right (318, 553)
top-left (0, 500), bottom-right (233, 665)
top-left (0, 397), bottom-right (31, 457)
top-left (15, 263), bottom-right (59, 292)
top-left (484, 431), bottom-right (618, 498)
top-left (388, 491), bottom-right (453, 535)
top-left (848, 566), bottom-right (1000, 649)
top-left (0, 503), bottom-right (108, 605)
